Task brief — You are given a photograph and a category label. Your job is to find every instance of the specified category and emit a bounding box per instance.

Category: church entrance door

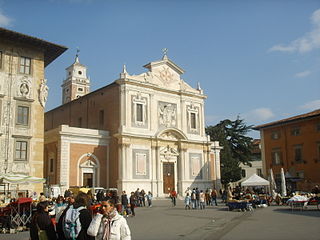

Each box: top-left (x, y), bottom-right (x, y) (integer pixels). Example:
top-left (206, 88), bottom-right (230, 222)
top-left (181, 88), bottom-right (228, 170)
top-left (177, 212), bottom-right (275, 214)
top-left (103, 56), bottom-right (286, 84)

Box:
top-left (83, 173), bottom-right (93, 187)
top-left (163, 162), bottom-right (174, 194)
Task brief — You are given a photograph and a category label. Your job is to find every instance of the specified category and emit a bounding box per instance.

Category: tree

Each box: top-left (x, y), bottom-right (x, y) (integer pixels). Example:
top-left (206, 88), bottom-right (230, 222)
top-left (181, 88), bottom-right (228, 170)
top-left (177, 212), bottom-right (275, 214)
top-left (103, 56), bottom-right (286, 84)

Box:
top-left (206, 117), bottom-right (253, 185)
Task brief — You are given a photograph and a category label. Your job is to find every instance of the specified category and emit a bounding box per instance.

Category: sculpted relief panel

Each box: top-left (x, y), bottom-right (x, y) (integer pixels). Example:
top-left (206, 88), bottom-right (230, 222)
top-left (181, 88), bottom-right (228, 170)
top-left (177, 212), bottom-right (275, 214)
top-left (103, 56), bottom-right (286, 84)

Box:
top-left (158, 101), bottom-right (177, 128)
top-left (16, 76), bottom-right (33, 99)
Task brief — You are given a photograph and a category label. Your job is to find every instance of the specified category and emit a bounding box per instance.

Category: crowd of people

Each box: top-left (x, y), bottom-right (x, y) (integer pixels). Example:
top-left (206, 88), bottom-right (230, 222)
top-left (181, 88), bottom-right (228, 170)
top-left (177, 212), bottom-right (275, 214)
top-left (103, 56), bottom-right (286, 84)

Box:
top-left (28, 188), bottom-right (142, 240)
top-left (178, 187), bottom-right (218, 210)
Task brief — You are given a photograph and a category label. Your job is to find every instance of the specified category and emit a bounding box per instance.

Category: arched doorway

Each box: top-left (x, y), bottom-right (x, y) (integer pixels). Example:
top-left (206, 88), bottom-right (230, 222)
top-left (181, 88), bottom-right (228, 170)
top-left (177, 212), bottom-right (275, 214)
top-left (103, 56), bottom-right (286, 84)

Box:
top-left (77, 153), bottom-right (100, 187)
top-left (156, 129), bottom-right (187, 196)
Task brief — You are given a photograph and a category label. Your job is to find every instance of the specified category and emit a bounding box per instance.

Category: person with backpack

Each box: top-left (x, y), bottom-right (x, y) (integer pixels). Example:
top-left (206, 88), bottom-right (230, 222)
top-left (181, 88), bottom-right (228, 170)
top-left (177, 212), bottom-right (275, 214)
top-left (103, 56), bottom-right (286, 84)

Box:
top-left (87, 198), bottom-right (131, 240)
top-left (30, 201), bottom-right (57, 240)
top-left (60, 192), bottom-right (94, 240)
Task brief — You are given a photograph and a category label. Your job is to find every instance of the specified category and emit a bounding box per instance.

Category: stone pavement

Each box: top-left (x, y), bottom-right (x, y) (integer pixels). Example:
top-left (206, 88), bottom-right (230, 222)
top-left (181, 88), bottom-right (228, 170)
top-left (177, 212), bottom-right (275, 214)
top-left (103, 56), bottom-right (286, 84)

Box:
top-left (126, 199), bottom-right (244, 240)
top-left (1, 199), bottom-right (319, 240)
top-left (220, 204), bottom-right (320, 240)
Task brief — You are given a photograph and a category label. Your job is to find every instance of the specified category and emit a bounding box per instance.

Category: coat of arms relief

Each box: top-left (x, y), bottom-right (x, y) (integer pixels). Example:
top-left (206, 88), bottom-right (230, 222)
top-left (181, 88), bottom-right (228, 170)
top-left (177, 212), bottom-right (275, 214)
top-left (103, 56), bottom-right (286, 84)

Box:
top-left (158, 102), bottom-right (177, 128)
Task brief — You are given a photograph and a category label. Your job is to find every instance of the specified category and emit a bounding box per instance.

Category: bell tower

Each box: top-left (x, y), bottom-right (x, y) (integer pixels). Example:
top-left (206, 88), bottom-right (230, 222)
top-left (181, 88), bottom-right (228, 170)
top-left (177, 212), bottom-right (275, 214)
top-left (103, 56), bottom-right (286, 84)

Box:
top-left (61, 49), bottom-right (90, 104)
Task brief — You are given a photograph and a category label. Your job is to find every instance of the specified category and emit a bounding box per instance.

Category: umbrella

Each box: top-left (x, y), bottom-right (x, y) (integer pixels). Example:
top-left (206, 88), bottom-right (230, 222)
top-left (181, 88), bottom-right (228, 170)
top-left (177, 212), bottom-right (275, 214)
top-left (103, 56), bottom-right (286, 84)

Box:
top-left (270, 168), bottom-right (277, 191)
top-left (280, 168), bottom-right (287, 197)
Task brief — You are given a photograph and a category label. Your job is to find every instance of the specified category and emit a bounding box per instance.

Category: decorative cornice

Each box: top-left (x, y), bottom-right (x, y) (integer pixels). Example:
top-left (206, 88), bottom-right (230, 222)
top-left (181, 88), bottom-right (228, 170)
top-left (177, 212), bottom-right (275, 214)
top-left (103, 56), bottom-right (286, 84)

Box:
top-left (13, 97), bottom-right (34, 102)
top-left (116, 78), bottom-right (207, 100)
top-left (12, 134), bottom-right (32, 139)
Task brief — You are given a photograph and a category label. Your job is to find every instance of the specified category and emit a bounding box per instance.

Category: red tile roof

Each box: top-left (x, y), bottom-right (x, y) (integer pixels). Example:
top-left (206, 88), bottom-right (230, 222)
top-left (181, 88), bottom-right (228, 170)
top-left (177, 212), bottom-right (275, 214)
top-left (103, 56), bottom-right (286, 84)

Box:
top-left (253, 109), bottom-right (320, 130)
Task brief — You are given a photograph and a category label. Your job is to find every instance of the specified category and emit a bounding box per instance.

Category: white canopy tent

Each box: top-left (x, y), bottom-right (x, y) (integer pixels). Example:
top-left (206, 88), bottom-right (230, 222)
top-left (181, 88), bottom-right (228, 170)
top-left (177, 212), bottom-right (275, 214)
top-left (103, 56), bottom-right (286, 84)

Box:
top-left (0, 173), bottom-right (45, 184)
top-left (0, 173), bottom-right (45, 197)
top-left (241, 173), bottom-right (270, 186)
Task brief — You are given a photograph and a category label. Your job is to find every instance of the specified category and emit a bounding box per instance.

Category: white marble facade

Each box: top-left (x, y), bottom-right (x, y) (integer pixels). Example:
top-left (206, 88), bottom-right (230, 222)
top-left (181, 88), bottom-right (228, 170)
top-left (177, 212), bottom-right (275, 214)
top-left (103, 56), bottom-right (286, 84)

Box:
top-left (116, 54), bottom-right (221, 197)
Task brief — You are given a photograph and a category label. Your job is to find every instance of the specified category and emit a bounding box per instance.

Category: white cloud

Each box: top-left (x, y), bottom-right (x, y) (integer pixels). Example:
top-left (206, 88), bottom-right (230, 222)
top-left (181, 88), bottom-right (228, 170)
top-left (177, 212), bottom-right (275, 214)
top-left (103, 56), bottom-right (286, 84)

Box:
top-left (269, 9), bottom-right (320, 53)
top-left (294, 70), bottom-right (311, 78)
top-left (244, 108), bottom-right (275, 122)
top-left (0, 10), bottom-right (12, 27)
top-left (300, 99), bottom-right (320, 111)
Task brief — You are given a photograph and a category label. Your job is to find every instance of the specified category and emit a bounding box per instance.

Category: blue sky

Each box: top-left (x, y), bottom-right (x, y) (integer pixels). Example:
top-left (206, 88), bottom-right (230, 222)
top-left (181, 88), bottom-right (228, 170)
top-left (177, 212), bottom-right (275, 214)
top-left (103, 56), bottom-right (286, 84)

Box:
top-left (1, 0), bottom-right (319, 138)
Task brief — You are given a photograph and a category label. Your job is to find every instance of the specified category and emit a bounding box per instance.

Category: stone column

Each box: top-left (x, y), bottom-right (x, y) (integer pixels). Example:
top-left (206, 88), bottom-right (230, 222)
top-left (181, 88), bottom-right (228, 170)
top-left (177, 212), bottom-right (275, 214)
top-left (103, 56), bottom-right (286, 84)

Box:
top-left (200, 103), bottom-right (205, 137)
top-left (151, 142), bottom-right (158, 195)
top-left (118, 138), bottom-right (130, 192)
top-left (59, 136), bottom-right (70, 194)
top-left (178, 142), bottom-right (187, 195)
top-left (211, 141), bottom-right (223, 191)
top-left (149, 93), bottom-right (154, 131)
top-left (156, 145), bottom-right (161, 197)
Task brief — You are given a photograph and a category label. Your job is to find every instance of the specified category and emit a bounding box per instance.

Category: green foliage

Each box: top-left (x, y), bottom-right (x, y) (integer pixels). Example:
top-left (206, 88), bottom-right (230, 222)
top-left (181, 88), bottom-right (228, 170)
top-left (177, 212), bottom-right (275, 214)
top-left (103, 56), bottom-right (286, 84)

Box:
top-left (206, 117), bottom-right (254, 184)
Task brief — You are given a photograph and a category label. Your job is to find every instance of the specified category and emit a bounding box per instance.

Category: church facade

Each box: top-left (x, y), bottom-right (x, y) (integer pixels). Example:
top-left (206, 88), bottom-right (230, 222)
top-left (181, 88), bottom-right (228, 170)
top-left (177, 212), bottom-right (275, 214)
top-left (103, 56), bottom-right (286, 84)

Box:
top-left (44, 53), bottom-right (222, 197)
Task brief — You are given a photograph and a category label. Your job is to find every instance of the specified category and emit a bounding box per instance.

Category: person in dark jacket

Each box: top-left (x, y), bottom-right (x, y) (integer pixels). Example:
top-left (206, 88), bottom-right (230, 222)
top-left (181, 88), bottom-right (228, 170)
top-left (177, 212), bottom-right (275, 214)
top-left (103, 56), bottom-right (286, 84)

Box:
top-left (30, 201), bottom-right (57, 240)
top-left (129, 192), bottom-right (136, 216)
top-left (121, 191), bottom-right (129, 216)
top-left (57, 192), bottom-right (94, 240)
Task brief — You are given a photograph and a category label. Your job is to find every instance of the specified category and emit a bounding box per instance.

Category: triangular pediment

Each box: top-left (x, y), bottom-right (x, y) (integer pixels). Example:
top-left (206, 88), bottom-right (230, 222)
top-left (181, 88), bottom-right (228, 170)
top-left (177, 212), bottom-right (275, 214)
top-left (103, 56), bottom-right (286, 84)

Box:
top-left (143, 56), bottom-right (185, 75)
top-left (122, 56), bottom-right (202, 94)
top-left (159, 145), bottom-right (179, 156)
top-left (80, 159), bottom-right (97, 168)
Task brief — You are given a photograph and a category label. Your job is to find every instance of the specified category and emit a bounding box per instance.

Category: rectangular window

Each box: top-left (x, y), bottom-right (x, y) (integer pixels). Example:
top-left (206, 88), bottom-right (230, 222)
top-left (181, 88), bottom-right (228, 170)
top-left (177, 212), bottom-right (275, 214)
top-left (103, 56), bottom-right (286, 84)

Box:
top-left (17, 106), bottom-right (29, 125)
top-left (271, 148), bottom-right (282, 165)
top-left (271, 131), bottom-right (280, 140)
top-left (291, 127), bottom-right (300, 136)
top-left (99, 110), bottom-right (104, 128)
top-left (294, 145), bottom-right (303, 163)
top-left (190, 112), bottom-right (196, 129)
top-left (136, 103), bottom-right (143, 122)
top-left (19, 56), bottom-right (31, 74)
top-left (15, 141), bottom-right (28, 161)
top-left (316, 123), bottom-right (320, 132)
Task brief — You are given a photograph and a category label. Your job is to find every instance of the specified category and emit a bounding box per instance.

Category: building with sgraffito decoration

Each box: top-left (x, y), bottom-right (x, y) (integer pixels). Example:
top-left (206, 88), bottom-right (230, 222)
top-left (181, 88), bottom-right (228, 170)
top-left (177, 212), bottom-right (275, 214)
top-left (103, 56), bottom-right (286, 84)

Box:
top-left (0, 27), bottom-right (66, 195)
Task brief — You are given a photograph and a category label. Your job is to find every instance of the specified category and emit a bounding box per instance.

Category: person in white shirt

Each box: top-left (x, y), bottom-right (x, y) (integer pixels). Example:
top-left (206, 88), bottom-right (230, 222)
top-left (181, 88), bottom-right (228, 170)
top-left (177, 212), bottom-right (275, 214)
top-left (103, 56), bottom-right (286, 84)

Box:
top-left (87, 198), bottom-right (131, 240)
